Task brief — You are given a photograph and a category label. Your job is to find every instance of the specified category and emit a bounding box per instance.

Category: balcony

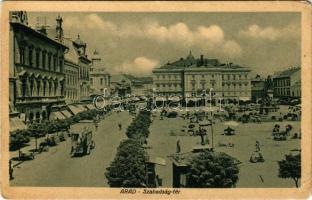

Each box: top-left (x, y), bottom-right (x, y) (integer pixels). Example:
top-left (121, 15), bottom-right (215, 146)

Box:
top-left (16, 96), bottom-right (65, 105)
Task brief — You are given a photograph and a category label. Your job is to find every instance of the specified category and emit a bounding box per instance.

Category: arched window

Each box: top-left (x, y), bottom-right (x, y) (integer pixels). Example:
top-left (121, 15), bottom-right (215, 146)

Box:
top-left (29, 78), bottom-right (34, 96)
top-left (54, 81), bottom-right (58, 95)
top-left (60, 81), bottom-right (64, 96)
top-left (43, 81), bottom-right (47, 96)
top-left (37, 79), bottom-right (41, 96)
top-left (49, 81), bottom-right (52, 96)
top-left (21, 78), bottom-right (27, 97)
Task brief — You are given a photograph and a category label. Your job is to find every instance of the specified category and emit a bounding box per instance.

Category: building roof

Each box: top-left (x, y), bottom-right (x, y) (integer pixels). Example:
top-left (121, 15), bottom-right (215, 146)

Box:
top-left (10, 22), bottom-right (68, 49)
top-left (274, 67), bottom-right (300, 79)
top-left (154, 52), bottom-right (248, 72)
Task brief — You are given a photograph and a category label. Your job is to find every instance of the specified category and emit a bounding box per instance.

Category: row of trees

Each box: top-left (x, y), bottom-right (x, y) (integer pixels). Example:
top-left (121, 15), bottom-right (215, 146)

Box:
top-left (126, 110), bottom-right (151, 139)
top-left (10, 109), bottom-right (100, 150)
top-left (106, 110), bottom-right (152, 187)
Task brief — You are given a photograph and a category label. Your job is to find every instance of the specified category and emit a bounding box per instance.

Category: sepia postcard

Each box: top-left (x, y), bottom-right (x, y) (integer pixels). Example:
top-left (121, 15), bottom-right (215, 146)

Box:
top-left (1, 1), bottom-right (311, 199)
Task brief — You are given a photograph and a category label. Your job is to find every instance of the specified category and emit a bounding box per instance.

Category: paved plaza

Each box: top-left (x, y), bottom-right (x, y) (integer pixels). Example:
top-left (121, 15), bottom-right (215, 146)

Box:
top-left (10, 106), bottom-right (300, 187)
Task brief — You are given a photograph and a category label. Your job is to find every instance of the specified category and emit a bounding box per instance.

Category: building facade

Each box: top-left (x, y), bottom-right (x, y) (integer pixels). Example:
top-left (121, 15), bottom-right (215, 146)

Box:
top-left (273, 67), bottom-right (301, 98)
top-left (64, 35), bottom-right (91, 102)
top-left (152, 52), bottom-right (251, 101)
top-left (89, 50), bottom-right (111, 96)
top-left (64, 59), bottom-right (79, 103)
top-left (9, 11), bottom-right (67, 122)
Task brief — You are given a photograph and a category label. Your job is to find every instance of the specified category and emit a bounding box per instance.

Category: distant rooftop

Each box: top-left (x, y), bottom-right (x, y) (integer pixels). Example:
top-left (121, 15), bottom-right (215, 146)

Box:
top-left (155, 52), bottom-right (247, 71)
top-left (274, 67), bottom-right (300, 78)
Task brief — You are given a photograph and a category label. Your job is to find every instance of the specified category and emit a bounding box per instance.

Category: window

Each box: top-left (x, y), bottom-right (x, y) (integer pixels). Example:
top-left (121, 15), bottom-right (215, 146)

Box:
top-left (53, 56), bottom-right (57, 71)
top-left (202, 75), bottom-right (205, 78)
top-left (100, 78), bottom-right (103, 85)
top-left (19, 47), bottom-right (25, 64)
top-left (239, 74), bottom-right (241, 79)
top-left (192, 75), bottom-right (195, 79)
top-left (227, 74), bottom-right (230, 80)
top-left (42, 51), bottom-right (47, 69)
top-left (90, 78), bottom-right (93, 85)
top-left (48, 54), bottom-right (51, 70)
top-left (21, 78), bottom-right (27, 97)
top-left (59, 58), bottom-right (63, 72)
top-left (36, 50), bottom-right (40, 68)
top-left (233, 75), bottom-right (236, 80)
top-left (28, 48), bottom-right (33, 67)
top-left (222, 75), bottom-right (224, 80)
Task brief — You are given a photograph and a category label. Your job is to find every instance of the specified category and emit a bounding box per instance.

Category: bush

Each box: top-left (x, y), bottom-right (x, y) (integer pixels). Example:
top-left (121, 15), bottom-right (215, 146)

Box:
top-left (186, 151), bottom-right (239, 188)
top-left (105, 139), bottom-right (147, 187)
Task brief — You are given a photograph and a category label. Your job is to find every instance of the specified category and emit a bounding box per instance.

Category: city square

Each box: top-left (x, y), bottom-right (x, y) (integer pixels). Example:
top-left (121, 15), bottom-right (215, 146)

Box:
top-left (8, 11), bottom-right (302, 188)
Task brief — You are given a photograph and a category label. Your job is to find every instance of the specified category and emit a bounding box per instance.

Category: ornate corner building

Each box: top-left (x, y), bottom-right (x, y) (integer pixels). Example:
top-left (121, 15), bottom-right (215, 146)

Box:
top-left (9, 11), bottom-right (67, 122)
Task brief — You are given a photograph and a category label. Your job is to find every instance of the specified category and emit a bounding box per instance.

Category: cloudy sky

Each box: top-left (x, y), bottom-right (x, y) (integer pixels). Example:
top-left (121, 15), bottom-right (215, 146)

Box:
top-left (28, 12), bottom-right (301, 77)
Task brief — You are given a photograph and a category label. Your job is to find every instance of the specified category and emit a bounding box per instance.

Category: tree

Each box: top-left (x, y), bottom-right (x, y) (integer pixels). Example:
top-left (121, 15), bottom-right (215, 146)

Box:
top-left (186, 151), bottom-right (239, 188)
top-left (105, 139), bottom-right (147, 187)
top-left (278, 152), bottom-right (301, 188)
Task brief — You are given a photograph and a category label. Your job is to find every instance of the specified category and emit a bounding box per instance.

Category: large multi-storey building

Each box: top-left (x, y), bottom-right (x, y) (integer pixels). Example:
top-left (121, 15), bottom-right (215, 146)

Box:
top-left (9, 11), bottom-right (68, 122)
top-left (152, 52), bottom-right (251, 101)
top-left (273, 67), bottom-right (301, 98)
top-left (89, 50), bottom-right (111, 95)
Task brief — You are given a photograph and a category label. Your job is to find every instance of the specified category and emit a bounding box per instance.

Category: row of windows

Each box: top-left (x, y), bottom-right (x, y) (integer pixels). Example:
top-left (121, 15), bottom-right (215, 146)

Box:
top-left (80, 67), bottom-right (89, 79)
top-left (274, 88), bottom-right (290, 96)
top-left (222, 74), bottom-right (248, 80)
top-left (20, 78), bottom-right (64, 97)
top-left (66, 74), bottom-right (78, 86)
top-left (155, 83), bottom-right (181, 88)
top-left (66, 89), bottom-right (78, 99)
top-left (274, 79), bottom-right (290, 87)
top-left (19, 46), bottom-right (63, 73)
top-left (155, 73), bottom-right (248, 80)
top-left (156, 74), bottom-right (180, 79)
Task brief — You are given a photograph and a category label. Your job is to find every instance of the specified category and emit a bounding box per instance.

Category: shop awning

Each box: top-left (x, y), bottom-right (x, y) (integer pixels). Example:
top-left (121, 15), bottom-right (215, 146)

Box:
top-left (61, 110), bottom-right (73, 118)
top-left (168, 96), bottom-right (181, 102)
top-left (238, 97), bottom-right (251, 101)
top-left (10, 117), bottom-right (27, 132)
top-left (77, 104), bottom-right (88, 112)
top-left (50, 111), bottom-right (66, 120)
top-left (86, 104), bottom-right (95, 110)
top-left (68, 105), bottom-right (81, 115)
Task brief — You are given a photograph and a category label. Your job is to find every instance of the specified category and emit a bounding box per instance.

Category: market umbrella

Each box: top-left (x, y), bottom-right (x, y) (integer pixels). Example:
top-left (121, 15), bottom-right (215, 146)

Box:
top-left (223, 121), bottom-right (239, 127)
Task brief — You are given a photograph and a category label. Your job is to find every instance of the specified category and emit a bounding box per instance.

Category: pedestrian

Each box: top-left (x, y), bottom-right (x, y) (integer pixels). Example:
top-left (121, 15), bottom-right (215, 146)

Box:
top-left (9, 159), bottom-right (13, 180)
top-left (118, 123), bottom-right (122, 131)
top-left (93, 119), bottom-right (98, 131)
top-left (176, 139), bottom-right (181, 153)
top-left (255, 140), bottom-right (260, 152)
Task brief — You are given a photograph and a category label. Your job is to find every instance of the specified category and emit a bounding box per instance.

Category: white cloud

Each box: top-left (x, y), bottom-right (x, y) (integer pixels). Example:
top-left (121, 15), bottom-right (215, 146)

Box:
top-left (63, 14), bottom-right (242, 58)
top-left (115, 57), bottom-right (159, 76)
top-left (239, 23), bottom-right (300, 41)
